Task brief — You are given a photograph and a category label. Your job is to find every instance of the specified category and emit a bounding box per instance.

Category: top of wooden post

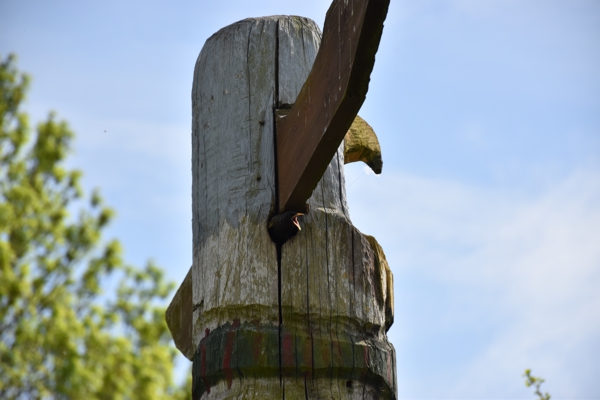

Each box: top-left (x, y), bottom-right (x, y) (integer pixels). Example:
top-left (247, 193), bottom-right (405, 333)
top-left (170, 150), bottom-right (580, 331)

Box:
top-left (167, 6), bottom-right (396, 397)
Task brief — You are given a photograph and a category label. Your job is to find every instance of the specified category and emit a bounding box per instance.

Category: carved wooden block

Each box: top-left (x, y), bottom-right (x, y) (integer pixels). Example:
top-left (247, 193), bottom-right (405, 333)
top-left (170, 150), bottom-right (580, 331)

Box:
top-left (168, 6), bottom-right (395, 399)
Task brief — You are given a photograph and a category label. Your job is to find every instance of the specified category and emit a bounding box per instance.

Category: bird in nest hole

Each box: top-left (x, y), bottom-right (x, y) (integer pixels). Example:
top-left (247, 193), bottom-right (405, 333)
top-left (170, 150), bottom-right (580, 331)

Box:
top-left (268, 211), bottom-right (304, 245)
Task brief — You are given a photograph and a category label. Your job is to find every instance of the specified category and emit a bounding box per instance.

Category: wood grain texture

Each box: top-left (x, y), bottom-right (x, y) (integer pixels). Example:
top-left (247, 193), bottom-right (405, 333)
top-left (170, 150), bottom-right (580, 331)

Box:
top-left (280, 172), bottom-right (396, 396)
top-left (191, 17), bottom-right (281, 397)
top-left (188, 15), bottom-right (396, 399)
top-left (277, 17), bottom-right (321, 107)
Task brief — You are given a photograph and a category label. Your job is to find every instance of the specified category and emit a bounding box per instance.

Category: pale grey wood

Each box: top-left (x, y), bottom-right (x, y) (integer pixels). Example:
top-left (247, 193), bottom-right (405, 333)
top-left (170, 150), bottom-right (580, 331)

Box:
top-left (191, 15), bottom-right (396, 399)
top-left (192, 17), bottom-right (282, 397)
top-left (277, 17), bottom-right (321, 106)
top-left (244, 18), bottom-right (281, 328)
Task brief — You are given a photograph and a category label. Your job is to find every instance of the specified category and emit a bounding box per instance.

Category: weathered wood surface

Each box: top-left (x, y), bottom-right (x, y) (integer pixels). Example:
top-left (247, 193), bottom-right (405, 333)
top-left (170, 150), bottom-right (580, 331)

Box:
top-left (166, 113), bottom-right (384, 361)
top-left (187, 15), bottom-right (395, 399)
top-left (276, 0), bottom-right (390, 212)
top-left (191, 17), bottom-right (280, 397)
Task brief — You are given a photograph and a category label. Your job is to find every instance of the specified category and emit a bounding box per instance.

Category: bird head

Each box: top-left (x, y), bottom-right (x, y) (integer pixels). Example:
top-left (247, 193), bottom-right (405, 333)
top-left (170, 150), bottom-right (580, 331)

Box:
top-left (268, 211), bottom-right (305, 245)
top-left (291, 212), bottom-right (303, 231)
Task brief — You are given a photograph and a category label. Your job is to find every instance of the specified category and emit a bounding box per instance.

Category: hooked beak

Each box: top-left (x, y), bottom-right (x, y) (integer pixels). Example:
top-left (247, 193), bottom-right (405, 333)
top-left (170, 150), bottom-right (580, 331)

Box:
top-left (292, 213), bottom-right (304, 230)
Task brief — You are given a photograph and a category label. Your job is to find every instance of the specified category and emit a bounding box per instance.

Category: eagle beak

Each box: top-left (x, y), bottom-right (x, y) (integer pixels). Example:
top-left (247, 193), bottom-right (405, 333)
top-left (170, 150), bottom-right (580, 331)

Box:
top-left (292, 213), bottom-right (304, 230)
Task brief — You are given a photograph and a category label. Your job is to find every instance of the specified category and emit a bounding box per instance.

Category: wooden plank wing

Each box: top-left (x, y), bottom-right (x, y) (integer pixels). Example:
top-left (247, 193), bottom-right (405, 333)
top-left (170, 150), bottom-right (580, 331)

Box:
top-left (276, 0), bottom-right (390, 212)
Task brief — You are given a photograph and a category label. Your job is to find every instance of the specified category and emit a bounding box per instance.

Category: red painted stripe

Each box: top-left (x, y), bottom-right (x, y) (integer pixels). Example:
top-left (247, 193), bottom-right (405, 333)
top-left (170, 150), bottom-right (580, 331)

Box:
top-left (252, 319), bottom-right (263, 362)
top-left (282, 332), bottom-right (294, 368)
top-left (222, 319), bottom-right (240, 389)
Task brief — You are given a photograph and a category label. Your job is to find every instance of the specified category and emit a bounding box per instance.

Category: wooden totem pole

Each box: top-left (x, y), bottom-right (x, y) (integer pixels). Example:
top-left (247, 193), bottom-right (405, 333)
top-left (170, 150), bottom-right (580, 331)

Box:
top-left (166, 0), bottom-right (395, 398)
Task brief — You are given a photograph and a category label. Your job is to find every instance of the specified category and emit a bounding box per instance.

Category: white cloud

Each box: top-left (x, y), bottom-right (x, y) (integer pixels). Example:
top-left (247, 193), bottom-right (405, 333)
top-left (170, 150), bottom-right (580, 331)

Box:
top-left (345, 165), bottom-right (600, 398)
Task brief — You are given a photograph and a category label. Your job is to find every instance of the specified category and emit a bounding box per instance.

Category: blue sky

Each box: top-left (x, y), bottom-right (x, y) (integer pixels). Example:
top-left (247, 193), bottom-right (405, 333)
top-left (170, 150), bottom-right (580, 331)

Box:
top-left (2, 0), bottom-right (599, 398)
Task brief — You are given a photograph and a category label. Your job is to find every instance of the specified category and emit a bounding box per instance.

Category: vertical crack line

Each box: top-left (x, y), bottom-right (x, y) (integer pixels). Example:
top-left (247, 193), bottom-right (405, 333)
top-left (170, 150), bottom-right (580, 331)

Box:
top-left (337, 149), bottom-right (347, 218)
top-left (305, 231), bottom-right (311, 377)
top-left (321, 182), bottom-right (334, 383)
top-left (274, 20), bottom-right (281, 113)
top-left (273, 18), bottom-right (281, 215)
top-left (273, 19), bottom-right (281, 215)
top-left (273, 19), bottom-right (284, 392)
top-left (305, 238), bottom-right (310, 317)
top-left (349, 333), bottom-right (355, 388)
top-left (361, 333), bottom-right (367, 399)
top-left (304, 374), bottom-right (309, 400)
top-left (351, 229), bottom-right (356, 320)
top-left (277, 243), bottom-right (283, 388)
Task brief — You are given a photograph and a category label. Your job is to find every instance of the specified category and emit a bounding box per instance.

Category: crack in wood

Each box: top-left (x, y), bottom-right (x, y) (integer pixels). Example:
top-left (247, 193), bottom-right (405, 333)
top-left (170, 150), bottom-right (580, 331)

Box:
top-left (183, 12), bottom-right (396, 398)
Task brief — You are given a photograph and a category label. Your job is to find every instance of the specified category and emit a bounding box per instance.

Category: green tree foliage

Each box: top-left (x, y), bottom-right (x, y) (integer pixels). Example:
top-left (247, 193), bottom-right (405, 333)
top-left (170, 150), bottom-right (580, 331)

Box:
top-left (0, 54), bottom-right (189, 399)
top-left (523, 369), bottom-right (551, 400)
